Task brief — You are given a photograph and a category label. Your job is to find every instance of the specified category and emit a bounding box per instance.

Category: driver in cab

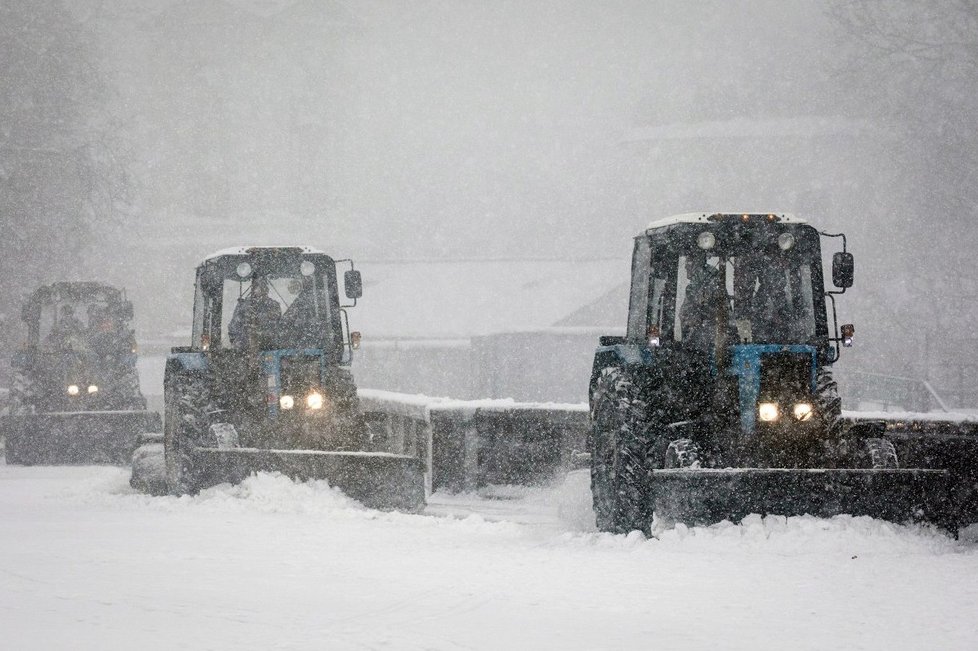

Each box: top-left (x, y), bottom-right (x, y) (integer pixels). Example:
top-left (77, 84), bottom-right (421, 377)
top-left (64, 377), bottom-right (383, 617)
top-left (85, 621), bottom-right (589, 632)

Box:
top-left (229, 276), bottom-right (281, 349)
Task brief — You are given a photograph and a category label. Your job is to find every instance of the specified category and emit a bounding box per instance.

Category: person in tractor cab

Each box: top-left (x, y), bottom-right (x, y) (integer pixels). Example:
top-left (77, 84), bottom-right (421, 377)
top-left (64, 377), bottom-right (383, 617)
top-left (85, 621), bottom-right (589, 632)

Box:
top-left (750, 261), bottom-right (797, 343)
top-left (279, 277), bottom-right (323, 348)
top-left (679, 254), bottom-right (727, 350)
top-left (47, 304), bottom-right (86, 350)
top-left (228, 276), bottom-right (282, 349)
top-left (88, 305), bottom-right (125, 358)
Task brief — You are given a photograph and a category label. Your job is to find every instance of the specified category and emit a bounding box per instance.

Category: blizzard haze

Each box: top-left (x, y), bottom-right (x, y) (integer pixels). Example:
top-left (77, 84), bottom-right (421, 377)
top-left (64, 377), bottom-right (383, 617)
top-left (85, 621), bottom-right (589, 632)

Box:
top-left (3, 4), bottom-right (978, 649)
top-left (2, 1), bottom-right (977, 400)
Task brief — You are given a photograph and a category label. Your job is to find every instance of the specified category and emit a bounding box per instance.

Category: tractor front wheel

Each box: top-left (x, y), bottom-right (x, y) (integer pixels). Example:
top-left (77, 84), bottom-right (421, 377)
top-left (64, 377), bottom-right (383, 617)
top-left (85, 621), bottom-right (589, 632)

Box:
top-left (590, 367), bottom-right (655, 534)
top-left (664, 438), bottom-right (701, 469)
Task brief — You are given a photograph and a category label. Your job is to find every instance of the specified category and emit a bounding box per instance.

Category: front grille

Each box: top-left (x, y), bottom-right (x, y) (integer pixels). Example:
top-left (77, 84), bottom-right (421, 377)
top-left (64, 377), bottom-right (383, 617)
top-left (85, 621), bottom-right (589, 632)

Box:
top-left (279, 355), bottom-right (321, 395)
top-left (759, 352), bottom-right (811, 400)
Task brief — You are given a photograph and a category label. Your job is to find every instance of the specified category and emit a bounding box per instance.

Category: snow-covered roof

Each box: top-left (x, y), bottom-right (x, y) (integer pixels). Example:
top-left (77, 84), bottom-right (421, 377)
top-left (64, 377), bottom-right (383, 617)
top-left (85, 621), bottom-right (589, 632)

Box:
top-left (646, 212), bottom-right (806, 230)
top-left (134, 254), bottom-right (629, 343)
top-left (201, 246), bottom-right (326, 264)
top-left (354, 258), bottom-right (628, 339)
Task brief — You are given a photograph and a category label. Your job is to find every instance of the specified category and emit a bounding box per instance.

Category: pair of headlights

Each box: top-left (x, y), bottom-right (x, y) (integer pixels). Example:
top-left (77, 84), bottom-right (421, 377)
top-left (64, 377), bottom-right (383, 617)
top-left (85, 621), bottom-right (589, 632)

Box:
top-left (279, 391), bottom-right (325, 411)
top-left (758, 401), bottom-right (813, 423)
top-left (67, 384), bottom-right (98, 396)
top-left (696, 230), bottom-right (795, 251)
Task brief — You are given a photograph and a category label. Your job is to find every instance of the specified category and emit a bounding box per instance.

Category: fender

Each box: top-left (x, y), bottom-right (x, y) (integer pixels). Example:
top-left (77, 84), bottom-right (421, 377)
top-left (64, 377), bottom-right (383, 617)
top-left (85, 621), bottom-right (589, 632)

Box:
top-left (166, 351), bottom-right (208, 376)
top-left (589, 341), bottom-right (659, 405)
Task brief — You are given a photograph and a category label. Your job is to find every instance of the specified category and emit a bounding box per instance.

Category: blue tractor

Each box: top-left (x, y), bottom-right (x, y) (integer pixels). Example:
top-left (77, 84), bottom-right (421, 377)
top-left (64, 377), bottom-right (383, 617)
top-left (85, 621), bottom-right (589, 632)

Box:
top-left (159, 246), bottom-right (425, 511)
top-left (588, 213), bottom-right (951, 533)
top-left (3, 282), bottom-right (160, 464)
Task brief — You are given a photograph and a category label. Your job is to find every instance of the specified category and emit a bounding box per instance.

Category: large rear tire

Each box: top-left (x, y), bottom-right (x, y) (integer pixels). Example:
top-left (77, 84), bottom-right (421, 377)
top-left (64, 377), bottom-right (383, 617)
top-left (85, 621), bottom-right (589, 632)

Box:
top-left (3, 424), bottom-right (29, 465)
top-left (164, 373), bottom-right (212, 495)
top-left (590, 367), bottom-right (654, 534)
top-left (4, 372), bottom-right (35, 465)
top-left (8, 370), bottom-right (35, 416)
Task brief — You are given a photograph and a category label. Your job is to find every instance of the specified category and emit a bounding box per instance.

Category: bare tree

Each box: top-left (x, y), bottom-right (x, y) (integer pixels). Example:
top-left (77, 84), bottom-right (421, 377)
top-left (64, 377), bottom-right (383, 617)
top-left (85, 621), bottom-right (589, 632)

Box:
top-left (0, 1), bottom-right (129, 362)
top-left (828, 0), bottom-right (978, 403)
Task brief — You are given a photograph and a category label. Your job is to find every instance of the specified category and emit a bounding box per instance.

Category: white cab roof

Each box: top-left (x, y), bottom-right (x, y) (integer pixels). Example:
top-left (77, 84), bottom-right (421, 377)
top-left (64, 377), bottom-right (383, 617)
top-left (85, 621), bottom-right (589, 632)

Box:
top-left (646, 212), bottom-right (807, 231)
top-left (201, 245), bottom-right (326, 264)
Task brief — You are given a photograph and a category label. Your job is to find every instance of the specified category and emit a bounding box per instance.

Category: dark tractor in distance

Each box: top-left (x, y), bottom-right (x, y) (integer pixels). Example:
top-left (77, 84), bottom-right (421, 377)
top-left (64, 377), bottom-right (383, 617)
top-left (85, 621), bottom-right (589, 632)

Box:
top-left (158, 246), bottom-right (424, 511)
top-left (589, 213), bottom-right (950, 534)
top-left (2, 282), bottom-right (160, 464)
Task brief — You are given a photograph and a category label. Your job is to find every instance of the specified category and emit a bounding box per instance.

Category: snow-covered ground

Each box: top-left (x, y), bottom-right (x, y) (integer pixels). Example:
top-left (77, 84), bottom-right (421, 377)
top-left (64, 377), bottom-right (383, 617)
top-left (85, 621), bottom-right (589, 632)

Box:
top-left (2, 465), bottom-right (978, 650)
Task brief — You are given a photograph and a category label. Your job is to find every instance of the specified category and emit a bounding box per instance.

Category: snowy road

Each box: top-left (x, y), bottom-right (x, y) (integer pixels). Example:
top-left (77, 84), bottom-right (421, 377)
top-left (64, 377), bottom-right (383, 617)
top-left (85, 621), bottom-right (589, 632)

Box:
top-left (2, 465), bottom-right (977, 650)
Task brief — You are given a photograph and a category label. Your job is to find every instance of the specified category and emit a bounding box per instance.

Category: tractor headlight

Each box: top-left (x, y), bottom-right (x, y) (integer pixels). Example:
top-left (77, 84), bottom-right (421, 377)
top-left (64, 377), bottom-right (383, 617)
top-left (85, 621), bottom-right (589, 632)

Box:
top-left (87, 384), bottom-right (99, 394)
top-left (67, 384), bottom-right (80, 396)
top-left (306, 391), bottom-right (324, 410)
top-left (758, 402), bottom-right (780, 422)
top-left (792, 402), bottom-right (814, 421)
top-left (777, 233), bottom-right (796, 251)
top-left (279, 395), bottom-right (295, 410)
top-left (697, 231), bottom-right (716, 250)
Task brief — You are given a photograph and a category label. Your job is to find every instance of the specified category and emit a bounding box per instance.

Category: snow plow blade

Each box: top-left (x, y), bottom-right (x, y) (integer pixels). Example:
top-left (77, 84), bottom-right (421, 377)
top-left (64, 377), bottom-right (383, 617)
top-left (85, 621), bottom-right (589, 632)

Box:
top-left (650, 468), bottom-right (953, 530)
top-left (3, 410), bottom-right (162, 465)
top-left (192, 447), bottom-right (426, 512)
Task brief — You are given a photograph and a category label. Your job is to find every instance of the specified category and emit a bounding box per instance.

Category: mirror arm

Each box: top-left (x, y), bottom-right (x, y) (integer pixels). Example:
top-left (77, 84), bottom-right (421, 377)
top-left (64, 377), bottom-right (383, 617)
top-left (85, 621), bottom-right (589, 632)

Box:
top-left (820, 231), bottom-right (847, 253)
top-left (824, 292), bottom-right (842, 361)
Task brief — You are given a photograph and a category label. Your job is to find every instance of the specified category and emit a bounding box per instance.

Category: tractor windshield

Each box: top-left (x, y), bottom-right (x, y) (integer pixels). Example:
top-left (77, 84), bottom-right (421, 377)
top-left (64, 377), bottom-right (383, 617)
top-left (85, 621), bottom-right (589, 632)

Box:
top-left (675, 251), bottom-right (817, 346)
top-left (36, 289), bottom-right (123, 353)
top-left (636, 224), bottom-right (827, 349)
top-left (222, 274), bottom-right (328, 350)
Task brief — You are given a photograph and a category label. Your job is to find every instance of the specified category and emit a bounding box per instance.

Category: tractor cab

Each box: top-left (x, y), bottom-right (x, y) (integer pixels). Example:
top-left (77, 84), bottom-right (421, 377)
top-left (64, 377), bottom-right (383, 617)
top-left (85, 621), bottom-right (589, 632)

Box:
top-left (191, 246), bottom-right (361, 362)
top-left (627, 213), bottom-right (851, 356)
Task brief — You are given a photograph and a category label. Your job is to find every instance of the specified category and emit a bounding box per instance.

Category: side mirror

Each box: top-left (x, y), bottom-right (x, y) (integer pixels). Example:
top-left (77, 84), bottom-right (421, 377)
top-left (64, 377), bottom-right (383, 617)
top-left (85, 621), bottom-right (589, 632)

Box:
top-left (344, 270), bottom-right (363, 299)
top-left (121, 301), bottom-right (134, 320)
top-left (832, 252), bottom-right (854, 288)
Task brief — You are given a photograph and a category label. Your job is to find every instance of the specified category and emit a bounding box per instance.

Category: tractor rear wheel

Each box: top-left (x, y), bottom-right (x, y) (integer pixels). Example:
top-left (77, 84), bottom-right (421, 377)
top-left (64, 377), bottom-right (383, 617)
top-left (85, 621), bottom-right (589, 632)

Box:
top-left (164, 373), bottom-right (212, 495)
top-left (4, 371), bottom-right (35, 465)
top-left (590, 367), bottom-right (654, 534)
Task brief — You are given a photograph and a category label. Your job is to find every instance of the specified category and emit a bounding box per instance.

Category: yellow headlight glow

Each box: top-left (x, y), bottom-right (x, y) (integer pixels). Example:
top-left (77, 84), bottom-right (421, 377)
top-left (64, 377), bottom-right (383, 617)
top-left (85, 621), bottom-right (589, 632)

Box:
top-left (87, 384), bottom-right (98, 394)
top-left (306, 392), bottom-right (324, 410)
top-left (279, 395), bottom-right (295, 410)
top-left (758, 402), bottom-right (780, 422)
top-left (793, 403), bottom-right (814, 421)
top-left (67, 384), bottom-right (80, 396)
